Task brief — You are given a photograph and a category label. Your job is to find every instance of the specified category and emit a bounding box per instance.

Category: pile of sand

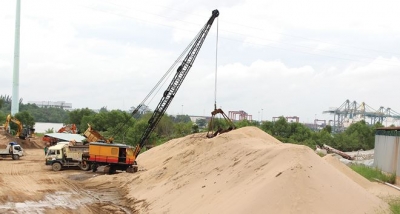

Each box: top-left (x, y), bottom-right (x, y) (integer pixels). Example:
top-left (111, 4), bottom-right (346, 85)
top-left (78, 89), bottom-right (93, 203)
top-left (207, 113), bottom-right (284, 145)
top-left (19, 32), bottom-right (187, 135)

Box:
top-left (324, 154), bottom-right (400, 200)
top-left (0, 131), bottom-right (17, 147)
top-left (86, 127), bottom-right (391, 213)
top-left (0, 131), bottom-right (43, 149)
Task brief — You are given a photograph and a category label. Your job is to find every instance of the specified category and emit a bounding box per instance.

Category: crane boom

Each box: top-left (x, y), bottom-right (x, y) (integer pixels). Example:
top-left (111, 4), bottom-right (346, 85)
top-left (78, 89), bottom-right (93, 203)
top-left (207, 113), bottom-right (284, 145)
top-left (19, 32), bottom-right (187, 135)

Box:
top-left (133, 9), bottom-right (219, 158)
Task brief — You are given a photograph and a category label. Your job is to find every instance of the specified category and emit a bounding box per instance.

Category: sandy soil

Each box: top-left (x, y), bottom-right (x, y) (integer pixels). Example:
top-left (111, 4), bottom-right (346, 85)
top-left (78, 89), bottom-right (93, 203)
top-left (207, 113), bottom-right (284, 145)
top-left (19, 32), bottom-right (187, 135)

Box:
top-left (1, 127), bottom-right (400, 213)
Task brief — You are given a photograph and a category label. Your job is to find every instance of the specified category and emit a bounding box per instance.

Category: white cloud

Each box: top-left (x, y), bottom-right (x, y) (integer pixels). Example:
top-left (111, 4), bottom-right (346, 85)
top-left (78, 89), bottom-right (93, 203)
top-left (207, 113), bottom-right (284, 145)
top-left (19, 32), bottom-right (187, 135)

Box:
top-left (1, 0), bottom-right (400, 124)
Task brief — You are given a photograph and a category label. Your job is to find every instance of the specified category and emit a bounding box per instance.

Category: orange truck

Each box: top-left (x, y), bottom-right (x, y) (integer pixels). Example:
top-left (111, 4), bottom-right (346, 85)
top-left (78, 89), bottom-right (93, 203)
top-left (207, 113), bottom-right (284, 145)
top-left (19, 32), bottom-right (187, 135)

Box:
top-left (88, 142), bottom-right (137, 173)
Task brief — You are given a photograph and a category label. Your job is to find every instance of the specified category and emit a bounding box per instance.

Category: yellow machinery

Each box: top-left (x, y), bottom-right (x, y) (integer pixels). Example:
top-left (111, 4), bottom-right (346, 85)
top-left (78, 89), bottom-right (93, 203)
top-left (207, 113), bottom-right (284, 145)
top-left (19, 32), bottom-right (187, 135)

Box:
top-left (83, 124), bottom-right (113, 143)
top-left (3, 114), bottom-right (33, 139)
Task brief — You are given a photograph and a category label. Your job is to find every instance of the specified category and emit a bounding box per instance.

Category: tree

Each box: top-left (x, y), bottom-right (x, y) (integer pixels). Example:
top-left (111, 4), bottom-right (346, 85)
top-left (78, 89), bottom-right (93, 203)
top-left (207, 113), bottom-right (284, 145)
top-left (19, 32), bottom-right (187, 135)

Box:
top-left (174, 122), bottom-right (192, 137)
top-left (192, 123), bottom-right (199, 133)
top-left (235, 119), bottom-right (260, 128)
top-left (15, 111), bottom-right (35, 127)
top-left (172, 115), bottom-right (191, 123)
top-left (322, 125), bottom-right (332, 133)
top-left (260, 121), bottom-right (274, 135)
top-left (273, 117), bottom-right (291, 139)
top-left (68, 108), bottom-right (96, 132)
top-left (196, 118), bottom-right (207, 128)
top-left (289, 122), bottom-right (312, 143)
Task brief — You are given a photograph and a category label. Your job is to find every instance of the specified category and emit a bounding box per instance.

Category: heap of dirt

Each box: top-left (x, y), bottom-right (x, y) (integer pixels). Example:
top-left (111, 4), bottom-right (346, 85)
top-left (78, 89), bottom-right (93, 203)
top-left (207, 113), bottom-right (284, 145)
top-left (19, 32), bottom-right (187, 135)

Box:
top-left (0, 131), bottom-right (43, 149)
top-left (86, 126), bottom-right (391, 214)
top-left (323, 154), bottom-right (400, 200)
top-left (0, 131), bottom-right (18, 147)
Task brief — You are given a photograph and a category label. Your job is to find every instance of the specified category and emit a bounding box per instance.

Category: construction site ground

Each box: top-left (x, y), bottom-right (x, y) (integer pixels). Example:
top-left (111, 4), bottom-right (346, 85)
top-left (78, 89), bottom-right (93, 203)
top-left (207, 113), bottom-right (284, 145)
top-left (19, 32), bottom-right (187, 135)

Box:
top-left (1, 127), bottom-right (400, 214)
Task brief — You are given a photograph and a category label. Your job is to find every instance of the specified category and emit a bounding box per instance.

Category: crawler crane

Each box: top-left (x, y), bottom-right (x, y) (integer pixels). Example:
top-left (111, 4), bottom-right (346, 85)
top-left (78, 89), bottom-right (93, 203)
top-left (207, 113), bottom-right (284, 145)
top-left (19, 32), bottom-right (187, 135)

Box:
top-left (70, 9), bottom-right (220, 174)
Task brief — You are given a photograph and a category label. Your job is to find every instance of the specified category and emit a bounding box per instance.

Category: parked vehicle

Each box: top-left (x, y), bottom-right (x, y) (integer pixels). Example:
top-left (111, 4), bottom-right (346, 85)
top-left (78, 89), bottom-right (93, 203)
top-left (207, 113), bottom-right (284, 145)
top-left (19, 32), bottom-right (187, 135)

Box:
top-left (45, 142), bottom-right (90, 171)
top-left (0, 142), bottom-right (24, 160)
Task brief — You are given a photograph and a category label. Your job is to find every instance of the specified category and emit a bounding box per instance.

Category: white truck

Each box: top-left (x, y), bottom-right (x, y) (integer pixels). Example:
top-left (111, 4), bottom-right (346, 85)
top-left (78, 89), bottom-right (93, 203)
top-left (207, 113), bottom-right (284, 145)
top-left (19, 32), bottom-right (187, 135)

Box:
top-left (45, 142), bottom-right (90, 171)
top-left (0, 142), bottom-right (24, 160)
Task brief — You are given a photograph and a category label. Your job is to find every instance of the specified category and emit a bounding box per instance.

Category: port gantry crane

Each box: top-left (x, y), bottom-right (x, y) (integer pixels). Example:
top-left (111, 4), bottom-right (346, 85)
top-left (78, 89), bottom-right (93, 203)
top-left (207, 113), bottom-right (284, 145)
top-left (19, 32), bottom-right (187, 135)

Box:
top-left (132, 9), bottom-right (220, 159)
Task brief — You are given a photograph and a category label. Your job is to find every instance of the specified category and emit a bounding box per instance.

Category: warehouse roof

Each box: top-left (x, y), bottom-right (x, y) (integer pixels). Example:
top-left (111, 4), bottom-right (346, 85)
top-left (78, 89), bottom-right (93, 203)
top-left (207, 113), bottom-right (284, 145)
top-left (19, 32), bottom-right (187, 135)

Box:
top-left (376, 127), bottom-right (400, 131)
top-left (44, 133), bottom-right (86, 143)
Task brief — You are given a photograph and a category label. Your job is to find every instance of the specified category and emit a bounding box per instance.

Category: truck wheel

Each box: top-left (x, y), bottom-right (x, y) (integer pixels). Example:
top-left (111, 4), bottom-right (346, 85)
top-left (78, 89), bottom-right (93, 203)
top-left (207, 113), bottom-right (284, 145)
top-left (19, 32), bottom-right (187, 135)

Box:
top-left (91, 164), bottom-right (98, 172)
top-left (104, 165), bottom-right (110, 174)
top-left (110, 166), bottom-right (116, 174)
top-left (52, 162), bottom-right (62, 171)
top-left (12, 154), bottom-right (20, 160)
top-left (126, 167), bottom-right (132, 173)
top-left (79, 162), bottom-right (91, 171)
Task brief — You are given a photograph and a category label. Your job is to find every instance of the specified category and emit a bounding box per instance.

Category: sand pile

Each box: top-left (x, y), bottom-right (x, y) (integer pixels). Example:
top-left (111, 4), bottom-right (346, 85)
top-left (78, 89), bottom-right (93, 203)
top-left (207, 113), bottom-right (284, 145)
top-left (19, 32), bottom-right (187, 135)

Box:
top-left (0, 131), bottom-right (17, 147)
top-left (324, 154), bottom-right (400, 200)
top-left (0, 131), bottom-right (43, 149)
top-left (86, 126), bottom-right (391, 213)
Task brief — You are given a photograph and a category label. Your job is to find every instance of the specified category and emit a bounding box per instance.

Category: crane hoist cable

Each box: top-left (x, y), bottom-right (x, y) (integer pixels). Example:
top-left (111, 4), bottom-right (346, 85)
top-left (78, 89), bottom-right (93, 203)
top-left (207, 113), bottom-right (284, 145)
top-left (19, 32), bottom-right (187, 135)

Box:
top-left (214, 18), bottom-right (219, 110)
top-left (206, 18), bottom-right (236, 138)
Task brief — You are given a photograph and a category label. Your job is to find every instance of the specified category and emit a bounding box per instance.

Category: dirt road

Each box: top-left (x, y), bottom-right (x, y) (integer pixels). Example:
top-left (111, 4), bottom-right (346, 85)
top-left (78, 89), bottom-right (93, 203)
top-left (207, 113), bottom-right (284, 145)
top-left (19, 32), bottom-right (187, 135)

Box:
top-left (0, 149), bottom-right (134, 214)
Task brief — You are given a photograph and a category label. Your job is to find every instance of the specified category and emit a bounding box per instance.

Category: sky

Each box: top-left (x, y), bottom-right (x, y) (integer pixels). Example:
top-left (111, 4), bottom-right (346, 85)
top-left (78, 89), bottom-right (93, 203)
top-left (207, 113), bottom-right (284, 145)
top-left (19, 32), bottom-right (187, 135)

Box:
top-left (1, 0), bottom-right (400, 124)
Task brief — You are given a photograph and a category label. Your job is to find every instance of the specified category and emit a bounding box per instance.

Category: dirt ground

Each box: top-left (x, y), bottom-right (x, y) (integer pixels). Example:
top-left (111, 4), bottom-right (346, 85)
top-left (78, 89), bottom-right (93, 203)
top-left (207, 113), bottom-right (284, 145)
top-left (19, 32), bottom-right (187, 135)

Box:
top-left (1, 127), bottom-right (400, 214)
top-left (0, 149), bottom-right (135, 214)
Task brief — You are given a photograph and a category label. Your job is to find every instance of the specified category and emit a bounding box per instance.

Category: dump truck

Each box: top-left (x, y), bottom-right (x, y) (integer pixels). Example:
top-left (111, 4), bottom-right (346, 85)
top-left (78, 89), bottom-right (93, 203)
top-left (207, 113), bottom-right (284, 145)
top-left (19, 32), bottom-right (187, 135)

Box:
top-left (45, 141), bottom-right (137, 173)
top-left (0, 142), bottom-right (24, 160)
top-left (45, 142), bottom-right (90, 171)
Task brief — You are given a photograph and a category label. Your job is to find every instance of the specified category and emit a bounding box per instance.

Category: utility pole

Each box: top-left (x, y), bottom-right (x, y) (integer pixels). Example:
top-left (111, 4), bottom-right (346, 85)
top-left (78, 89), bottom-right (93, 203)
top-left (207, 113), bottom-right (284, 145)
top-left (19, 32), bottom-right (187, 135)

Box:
top-left (11, 0), bottom-right (21, 115)
top-left (314, 114), bottom-right (317, 130)
top-left (261, 109), bottom-right (263, 122)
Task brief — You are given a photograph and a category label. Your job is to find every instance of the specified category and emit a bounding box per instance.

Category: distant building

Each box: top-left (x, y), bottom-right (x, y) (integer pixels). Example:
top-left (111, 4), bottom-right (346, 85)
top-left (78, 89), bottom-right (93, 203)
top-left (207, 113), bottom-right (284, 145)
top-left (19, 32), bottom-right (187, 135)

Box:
top-left (189, 116), bottom-right (207, 123)
top-left (28, 101), bottom-right (72, 110)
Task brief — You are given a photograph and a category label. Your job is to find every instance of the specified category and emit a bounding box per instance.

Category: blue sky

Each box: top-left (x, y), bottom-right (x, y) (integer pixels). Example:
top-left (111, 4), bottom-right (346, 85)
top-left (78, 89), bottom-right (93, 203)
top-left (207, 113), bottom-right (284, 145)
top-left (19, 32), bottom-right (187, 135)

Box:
top-left (1, 0), bottom-right (400, 124)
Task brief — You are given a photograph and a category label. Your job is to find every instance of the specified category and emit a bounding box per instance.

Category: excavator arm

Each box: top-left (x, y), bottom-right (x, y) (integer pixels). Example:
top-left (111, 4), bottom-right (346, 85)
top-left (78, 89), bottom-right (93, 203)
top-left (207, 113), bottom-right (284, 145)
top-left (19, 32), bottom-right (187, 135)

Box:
top-left (133, 9), bottom-right (220, 158)
top-left (4, 114), bottom-right (24, 139)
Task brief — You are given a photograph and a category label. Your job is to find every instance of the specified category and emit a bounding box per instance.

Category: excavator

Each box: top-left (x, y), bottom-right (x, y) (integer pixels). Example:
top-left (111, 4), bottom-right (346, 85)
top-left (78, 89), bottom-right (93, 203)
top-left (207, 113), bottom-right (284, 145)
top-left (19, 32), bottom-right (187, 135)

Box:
top-left (57, 124), bottom-right (77, 134)
top-left (83, 9), bottom-right (220, 174)
top-left (3, 114), bottom-right (33, 139)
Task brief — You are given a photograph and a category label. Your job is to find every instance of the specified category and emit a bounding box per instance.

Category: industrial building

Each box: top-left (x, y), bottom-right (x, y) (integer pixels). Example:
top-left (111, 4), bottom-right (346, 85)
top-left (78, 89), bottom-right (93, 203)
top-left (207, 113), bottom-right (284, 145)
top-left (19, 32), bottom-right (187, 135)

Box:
top-left (374, 127), bottom-right (400, 183)
top-left (28, 101), bottom-right (72, 110)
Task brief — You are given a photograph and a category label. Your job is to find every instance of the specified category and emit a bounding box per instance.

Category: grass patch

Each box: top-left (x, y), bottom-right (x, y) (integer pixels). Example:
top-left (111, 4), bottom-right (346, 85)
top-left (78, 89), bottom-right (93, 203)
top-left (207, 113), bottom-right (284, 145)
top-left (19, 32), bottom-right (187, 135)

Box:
top-left (316, 152), bottom-right (326, 157)
top-left (349, 164), bottom-right (396, 184)
top-left (35, 133), bottom-right (44, 137)
top-left (390, 200), bottom-right (400, 214)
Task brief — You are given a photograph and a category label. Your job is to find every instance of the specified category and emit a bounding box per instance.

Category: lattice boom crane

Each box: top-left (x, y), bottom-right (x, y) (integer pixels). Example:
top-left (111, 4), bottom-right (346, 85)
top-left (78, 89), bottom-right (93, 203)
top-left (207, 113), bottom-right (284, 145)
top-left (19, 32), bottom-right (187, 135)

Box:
top-left (133, 9), bottom-right (220, 158)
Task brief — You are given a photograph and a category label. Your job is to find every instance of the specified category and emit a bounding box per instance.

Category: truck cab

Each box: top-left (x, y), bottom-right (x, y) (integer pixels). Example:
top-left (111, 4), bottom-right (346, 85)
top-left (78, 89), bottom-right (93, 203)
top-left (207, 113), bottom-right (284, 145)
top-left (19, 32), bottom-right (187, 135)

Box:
top-left (45, 142), bottom-right (90, 171)
top-left (0, 142), bottom-right (24, 160)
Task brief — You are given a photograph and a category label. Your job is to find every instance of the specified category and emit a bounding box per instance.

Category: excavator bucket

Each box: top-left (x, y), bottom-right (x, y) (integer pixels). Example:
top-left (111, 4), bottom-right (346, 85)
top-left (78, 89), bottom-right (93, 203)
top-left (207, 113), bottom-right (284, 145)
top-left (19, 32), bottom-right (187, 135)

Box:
top-left (206, 108), bottom-right (236, 138)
